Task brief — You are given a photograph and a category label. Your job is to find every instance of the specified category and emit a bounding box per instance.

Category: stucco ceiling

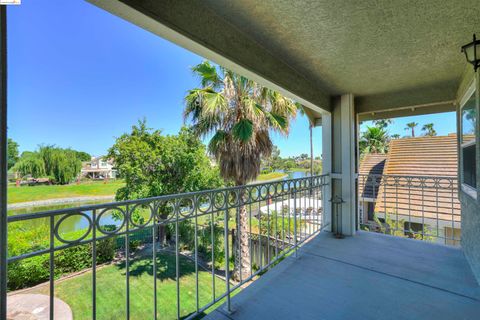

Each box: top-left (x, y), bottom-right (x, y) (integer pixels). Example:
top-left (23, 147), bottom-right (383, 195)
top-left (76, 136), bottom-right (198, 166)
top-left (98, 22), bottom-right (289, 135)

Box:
top-left (201, 0), bottom-right (479, 101)
top-left (91, 0), bottom-right (480, 114)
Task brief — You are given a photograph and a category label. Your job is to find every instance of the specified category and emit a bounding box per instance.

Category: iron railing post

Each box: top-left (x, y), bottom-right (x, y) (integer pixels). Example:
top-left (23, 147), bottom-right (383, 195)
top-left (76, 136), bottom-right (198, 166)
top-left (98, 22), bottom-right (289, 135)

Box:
top-left (175, 203), bottom-right (180, 319)
top-left (153, 205), bottom-right (158, 320)
top-left (125, 205), bottom-right (130, 320)
top-left (224, 191), bottom-right (232, 313)
top-left (92, 209), bottom-right (97, 320)
top-left (357, 173), bottom-right (460, 244)
top-left (293, 189), bottom-right (297, 258)
top-left (49, 216), bottom-right (55, 320)
top-left (0, 7), bottom-right (7, 320)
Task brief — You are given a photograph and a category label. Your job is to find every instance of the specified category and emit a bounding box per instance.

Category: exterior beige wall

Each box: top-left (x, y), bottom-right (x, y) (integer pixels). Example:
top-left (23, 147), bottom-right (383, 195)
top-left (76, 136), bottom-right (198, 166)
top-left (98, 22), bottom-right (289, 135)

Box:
top-left (457, 68), bottom-right (480, 284)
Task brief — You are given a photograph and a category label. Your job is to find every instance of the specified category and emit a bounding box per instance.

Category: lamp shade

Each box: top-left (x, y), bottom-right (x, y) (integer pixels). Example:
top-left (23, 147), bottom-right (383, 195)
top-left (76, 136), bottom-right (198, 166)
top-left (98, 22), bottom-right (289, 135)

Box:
top-left (462, 34), bottom-right (480, 71)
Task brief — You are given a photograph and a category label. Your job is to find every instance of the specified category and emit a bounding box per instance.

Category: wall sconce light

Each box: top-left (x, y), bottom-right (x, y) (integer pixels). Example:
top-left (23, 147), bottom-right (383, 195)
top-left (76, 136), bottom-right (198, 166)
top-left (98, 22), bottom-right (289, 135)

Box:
top-left (461, 34), bottom-right (480, 72)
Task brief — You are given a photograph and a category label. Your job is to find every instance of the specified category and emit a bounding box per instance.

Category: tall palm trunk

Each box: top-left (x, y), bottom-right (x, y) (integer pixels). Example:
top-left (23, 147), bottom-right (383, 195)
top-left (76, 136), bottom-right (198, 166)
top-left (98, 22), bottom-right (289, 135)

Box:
top-left (233, 186), bottom-right (251, 281)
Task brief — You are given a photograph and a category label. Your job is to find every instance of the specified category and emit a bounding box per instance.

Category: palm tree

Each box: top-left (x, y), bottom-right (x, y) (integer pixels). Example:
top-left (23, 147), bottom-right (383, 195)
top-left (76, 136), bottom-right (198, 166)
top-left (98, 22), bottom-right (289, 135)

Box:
top-left (422, 123), bottom-right (437, 136)
top-left (391, 134), bottom-right (401, 139)
top-left (184, 61), bottom-right (298, 280)
top-left (359, 126), bottom-right (389, 155)
top-left (405, 122), bottom-right (418, 137)
top-left (373, 118), bottom-right (393, 129)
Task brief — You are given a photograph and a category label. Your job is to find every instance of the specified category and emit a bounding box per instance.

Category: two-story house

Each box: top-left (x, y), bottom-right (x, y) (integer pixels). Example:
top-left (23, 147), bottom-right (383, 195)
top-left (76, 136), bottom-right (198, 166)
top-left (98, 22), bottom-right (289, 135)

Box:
top-left (80, 156), bottom-right (117, 180)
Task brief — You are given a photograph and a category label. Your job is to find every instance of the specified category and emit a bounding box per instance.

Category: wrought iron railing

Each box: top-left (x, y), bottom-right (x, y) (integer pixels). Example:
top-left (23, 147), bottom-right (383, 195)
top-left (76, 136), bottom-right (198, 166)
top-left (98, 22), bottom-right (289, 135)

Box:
top-left (357, 174), bottom-right (460, 246)
top-left (6, 174), bottom-right (329, 319)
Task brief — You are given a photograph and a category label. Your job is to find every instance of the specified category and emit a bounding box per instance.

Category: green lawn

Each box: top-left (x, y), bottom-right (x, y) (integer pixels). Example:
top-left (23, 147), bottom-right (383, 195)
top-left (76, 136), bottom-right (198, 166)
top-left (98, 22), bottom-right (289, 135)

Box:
top-left (7, 180), bottom-right (125, 204)
top-left (8, 171), bottom-right (293, 205)
top-left (255, 172), bottom-right (287, 182)
top-left (32, 252), bottom-right (229, 319)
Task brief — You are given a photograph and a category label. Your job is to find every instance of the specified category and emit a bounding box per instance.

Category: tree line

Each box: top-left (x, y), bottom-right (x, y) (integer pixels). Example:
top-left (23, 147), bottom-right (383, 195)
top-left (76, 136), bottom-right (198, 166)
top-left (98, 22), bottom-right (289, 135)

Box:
top-left (261, 145), bottom-right (322, 174)
top-left (8, 141), bottom-right (91, 184)
top-left (360, 119), bottom-right (438, 156)
top-left (10, 60), bottom-right (313, 281)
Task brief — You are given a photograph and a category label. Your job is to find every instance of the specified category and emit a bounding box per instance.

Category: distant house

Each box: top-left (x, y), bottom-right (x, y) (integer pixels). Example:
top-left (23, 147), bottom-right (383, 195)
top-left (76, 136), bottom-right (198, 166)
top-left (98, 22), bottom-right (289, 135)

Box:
top-left (358, 134), bottom-right (460, 245)
top-left (81, 156), bottom-right (117, 180)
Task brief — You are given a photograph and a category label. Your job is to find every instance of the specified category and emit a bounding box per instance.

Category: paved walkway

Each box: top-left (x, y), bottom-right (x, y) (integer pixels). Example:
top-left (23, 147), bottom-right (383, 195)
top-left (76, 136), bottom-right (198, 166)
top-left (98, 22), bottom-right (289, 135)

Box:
top-left (7, 294), bottom-right (72, 319)
top-left (8, 195), bottom-right (115, 209)
top-left (207, 231), bottom-right (480, 320)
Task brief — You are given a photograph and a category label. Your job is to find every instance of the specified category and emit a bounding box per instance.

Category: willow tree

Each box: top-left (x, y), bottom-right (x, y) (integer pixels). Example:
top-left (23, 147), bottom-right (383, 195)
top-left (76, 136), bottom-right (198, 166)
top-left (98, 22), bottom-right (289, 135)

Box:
top-left (184, 61), bottom-right (298, 280)
top-left (12, 146), bottom-right (82, 184)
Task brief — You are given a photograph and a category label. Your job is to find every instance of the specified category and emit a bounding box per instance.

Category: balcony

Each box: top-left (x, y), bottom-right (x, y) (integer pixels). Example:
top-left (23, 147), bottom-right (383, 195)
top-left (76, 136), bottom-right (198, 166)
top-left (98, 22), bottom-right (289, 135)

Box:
top-left (6, 172), bottom-right (479, 319)
top-left (2, 1), bottom-right (480, 318)
top-left (6, 175), bottom-right (329, 319)
top-left (206, 231), bottom-right (480, 320)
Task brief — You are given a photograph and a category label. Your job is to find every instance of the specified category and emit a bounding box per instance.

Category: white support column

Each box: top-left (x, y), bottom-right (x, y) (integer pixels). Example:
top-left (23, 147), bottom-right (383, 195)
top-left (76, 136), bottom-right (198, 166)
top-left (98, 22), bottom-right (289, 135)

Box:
top-left (321, 113), bottom-right (332, 231)
top-left (340, 94), bottom-right (356, 236)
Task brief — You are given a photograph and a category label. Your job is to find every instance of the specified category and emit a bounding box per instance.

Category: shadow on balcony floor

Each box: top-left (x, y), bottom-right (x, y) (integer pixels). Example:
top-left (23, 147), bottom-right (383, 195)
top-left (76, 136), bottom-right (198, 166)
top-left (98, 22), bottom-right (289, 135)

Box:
top-left (206, 231), bottom-right (480, 320)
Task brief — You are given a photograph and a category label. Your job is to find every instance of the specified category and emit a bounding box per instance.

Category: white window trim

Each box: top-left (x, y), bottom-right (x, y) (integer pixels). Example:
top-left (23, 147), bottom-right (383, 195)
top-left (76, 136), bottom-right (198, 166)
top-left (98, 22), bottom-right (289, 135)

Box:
top-left (459, 79), bottom-right (477, 200)
top-left (461, 139), bottom-right (476, 148)
top-left (462, 183), bottom-right (477, 200)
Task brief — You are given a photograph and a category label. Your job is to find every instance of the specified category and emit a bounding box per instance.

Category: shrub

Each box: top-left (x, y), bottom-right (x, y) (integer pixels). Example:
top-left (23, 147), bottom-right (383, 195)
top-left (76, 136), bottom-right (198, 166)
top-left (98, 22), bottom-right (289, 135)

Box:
top-left (7, 223), bottom-right (115, 291)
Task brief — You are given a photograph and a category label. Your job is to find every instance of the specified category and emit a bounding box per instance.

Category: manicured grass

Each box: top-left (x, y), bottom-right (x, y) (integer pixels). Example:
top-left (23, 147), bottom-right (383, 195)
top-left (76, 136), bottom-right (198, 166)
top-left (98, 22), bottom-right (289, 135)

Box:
top-left (255, 172), bottom-right (287, 182)
top-left (32, 252), bottom-right (228, 319)
top-left (290, 167), bottom-right (310, 172)
top-left (7, 180), bottom-right (125, 204)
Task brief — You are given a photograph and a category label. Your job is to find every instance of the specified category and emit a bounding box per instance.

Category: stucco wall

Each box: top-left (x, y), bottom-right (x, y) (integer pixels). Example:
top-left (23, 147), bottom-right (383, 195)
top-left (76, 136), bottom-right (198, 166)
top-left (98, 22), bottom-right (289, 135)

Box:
top-left (461, 193), bottom-right (480, 283)
top-left (458, 69), bottom-right (480, 284)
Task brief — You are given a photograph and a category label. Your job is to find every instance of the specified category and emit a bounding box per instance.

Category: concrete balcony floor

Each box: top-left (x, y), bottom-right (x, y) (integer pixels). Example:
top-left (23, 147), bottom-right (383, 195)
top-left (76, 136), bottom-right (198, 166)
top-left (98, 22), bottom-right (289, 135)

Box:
top-left (207, 231), bottom-right (480, 320)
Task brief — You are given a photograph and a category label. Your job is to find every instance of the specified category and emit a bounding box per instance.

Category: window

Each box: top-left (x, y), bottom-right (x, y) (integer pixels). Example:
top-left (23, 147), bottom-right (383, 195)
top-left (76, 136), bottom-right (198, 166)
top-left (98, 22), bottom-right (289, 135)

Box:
top-left (445, 227), bottom-right (461, 246)
top-left (367, 202), bottom-right (375, 221)
top-left (404, 222), bottom-right (424, 238)
top-left (460, 82), bottom-right (477, 197)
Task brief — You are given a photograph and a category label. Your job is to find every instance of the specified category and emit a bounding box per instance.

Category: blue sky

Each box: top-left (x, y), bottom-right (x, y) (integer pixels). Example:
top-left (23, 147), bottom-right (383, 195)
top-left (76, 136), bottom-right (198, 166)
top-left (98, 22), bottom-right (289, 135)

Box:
top-left (360, 112), bottom-right (457, 137)
top-left (7, 0), bottom-right (321, 159)
top-left (7, 1), bottom-right (456, 159)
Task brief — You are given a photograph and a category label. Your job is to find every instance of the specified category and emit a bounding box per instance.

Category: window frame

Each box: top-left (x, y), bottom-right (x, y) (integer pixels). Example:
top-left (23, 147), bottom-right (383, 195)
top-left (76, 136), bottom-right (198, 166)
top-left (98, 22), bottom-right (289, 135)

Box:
top-left (459, 80), bottom-right (478, 200)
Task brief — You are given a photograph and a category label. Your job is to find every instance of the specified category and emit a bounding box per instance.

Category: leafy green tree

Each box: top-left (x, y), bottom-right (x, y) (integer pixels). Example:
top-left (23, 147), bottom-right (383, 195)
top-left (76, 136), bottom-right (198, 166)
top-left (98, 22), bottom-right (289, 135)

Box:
top-left (7, 138), bottom-right (19, 170)
top-left (282, 159), bottom-right (296, 171)
top-left (359, 126), bottom-right (389, 155)
top-left (313, 161), bottom-right (322, 174)
top-left (38, 145), bottom-right (82, 184)
top-left (262, 145), bottom-right (281, 172)
top-left (108, 120), bottom-right (222, 200)
top-left (107, 120), bottom-right (223, 243)
top-left (12, 152), bottom-right (46, 178)
top-left (405, 122), bottom-right (418, 137)
top-left (299, 153), bottom-right (309, 160)
top-left (184, 61), bottom-right (298, 279)
top-left (391, 134), bottom-right (401, 139)
top-left (13, 146), bottom-right (82, 184)
top-left (75, 151), bottom-right (91, 162)
top-left (422, 123), bottom-right (437, 136)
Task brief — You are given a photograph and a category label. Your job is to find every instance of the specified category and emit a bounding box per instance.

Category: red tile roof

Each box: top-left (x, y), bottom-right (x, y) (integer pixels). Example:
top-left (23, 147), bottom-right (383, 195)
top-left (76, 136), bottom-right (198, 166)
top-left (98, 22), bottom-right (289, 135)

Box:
top-left (359, 135), bottom-right (460, 222)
